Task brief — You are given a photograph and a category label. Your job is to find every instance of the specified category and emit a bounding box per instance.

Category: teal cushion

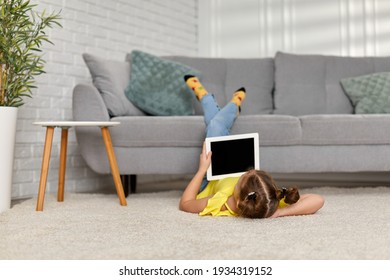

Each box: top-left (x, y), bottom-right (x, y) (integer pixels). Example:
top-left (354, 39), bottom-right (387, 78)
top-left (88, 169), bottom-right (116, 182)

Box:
top-left (341, 72), bottom-right (390, 114)
top-left (125, 50), bottom-right (202, 116)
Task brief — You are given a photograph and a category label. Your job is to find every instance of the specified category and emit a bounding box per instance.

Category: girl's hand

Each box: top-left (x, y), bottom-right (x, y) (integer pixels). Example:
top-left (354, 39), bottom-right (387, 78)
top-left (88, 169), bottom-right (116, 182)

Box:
top-left (199, 142), bottom-right (212, 173)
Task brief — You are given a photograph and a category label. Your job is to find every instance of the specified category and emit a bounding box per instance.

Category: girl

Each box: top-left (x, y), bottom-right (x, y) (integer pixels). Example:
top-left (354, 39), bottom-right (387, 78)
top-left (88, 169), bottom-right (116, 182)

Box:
top-left (179, 75), bottom-right (324, 218)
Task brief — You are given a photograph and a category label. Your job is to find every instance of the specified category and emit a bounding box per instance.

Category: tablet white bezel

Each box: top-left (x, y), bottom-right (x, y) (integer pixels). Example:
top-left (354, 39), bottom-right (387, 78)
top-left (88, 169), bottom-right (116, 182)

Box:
top-left (205, 133), bottom-right (260, 181)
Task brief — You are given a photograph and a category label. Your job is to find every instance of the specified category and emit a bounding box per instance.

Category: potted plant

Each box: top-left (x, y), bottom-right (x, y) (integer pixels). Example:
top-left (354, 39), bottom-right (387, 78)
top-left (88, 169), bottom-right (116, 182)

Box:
top-left (0, 0), bottom-right (61, 213)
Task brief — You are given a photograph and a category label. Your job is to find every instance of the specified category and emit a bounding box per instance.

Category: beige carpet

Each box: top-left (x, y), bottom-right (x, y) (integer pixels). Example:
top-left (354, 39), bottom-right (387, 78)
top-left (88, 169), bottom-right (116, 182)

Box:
top-left (1, 186), bottom-right (390, 260)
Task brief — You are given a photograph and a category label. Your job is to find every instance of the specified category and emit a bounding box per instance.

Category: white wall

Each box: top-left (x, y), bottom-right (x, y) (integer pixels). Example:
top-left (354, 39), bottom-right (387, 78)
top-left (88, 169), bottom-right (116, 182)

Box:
top-left (199, 0), bottom-right (390, 58)
top-left (13, 0), bottom-right (198, 199)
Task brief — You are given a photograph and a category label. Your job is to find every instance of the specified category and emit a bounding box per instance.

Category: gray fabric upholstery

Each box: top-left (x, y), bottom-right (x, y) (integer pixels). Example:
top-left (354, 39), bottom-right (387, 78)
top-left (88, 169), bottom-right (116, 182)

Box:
top-left (73, 52), bottom-right (390, 183)
top-left (101, 113), bottom-right (390, 148)
top-left (72, 84), bottom-right (110, 122)
top-left (300, 114), bottom-right (390, 145)
top-left (260, 145), bottom-right (390, 173)
top-left (274, 52), bottom-right (390, 115)
top-left (73, 142), bottom-right (390, 175)
top-left (110, 116), bottom-right (205, 147)
top-left (108, 115), bottom-right (301, 148)
top-left (231, 115), bottom-right (301, 145)
top-left (165, 56), bottom-right (274, 115)
top-left (224, 59), bottom-right (274, 115)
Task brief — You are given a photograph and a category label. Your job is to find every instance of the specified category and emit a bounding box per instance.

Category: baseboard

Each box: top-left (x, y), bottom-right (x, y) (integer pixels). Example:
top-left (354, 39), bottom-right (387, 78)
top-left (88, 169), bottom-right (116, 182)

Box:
top-left (270, 172), bottom-right (390, 187)
top-left (138, 172), bottom-right (390, 190)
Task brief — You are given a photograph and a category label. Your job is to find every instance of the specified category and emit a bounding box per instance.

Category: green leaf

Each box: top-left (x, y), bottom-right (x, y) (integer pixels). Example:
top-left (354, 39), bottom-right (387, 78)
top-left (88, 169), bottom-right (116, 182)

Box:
top-left (0, 0), bottom-right (61, 107)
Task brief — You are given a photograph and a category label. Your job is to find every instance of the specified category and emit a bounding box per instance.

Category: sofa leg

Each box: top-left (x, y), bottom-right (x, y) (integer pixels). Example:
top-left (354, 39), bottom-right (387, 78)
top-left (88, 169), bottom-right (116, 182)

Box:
top-left (120, 175), bottom-right (137, 196)
top-left (120, 175), bottom-right (130, 197)
top-left (130, 174), bottom-right (137, 193)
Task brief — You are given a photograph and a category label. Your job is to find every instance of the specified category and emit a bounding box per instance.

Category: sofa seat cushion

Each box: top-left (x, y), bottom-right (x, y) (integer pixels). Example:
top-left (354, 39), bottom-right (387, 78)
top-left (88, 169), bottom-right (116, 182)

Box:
top-left (110, 115), bottom-right (302, 147)
top-left (110, 116), bottom-right (205, 147)
top-left (231, 115), bottom-right (302, 146)
top-left (300, 114), bottom-right (390, 145)
top-left (110, 114), bottom-right (390, 148)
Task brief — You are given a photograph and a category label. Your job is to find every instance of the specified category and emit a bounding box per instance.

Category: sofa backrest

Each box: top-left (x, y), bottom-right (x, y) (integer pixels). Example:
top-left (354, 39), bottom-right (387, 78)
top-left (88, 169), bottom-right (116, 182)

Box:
top-left (273, 52), bottom-right (390, 115)
top-left (166, 56), bottom-right (275, 116)
top-left (83, 51), bottom-right (390, 117)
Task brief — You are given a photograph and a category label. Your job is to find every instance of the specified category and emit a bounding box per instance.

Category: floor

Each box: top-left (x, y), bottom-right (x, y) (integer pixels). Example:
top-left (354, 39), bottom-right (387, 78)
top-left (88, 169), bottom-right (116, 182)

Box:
top-left (11, 178), bottom-right (188, 207)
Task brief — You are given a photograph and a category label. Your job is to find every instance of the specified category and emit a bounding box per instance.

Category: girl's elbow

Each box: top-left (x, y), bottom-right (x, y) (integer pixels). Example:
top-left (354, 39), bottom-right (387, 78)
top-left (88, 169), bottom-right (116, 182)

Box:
top-left (317, 194), bottom-right (325, 208)
top-left (179, 201), bottom-right (187, 212)
top-left (312, 194), bottom-right (325, 213)
top-left (179, 201), bottom-right (197, 213)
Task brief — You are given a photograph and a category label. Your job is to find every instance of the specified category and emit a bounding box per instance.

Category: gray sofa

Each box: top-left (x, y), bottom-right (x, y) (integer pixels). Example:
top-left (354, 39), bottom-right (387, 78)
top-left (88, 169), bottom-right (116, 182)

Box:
top-left (73, 51), bottom-right (390, 193)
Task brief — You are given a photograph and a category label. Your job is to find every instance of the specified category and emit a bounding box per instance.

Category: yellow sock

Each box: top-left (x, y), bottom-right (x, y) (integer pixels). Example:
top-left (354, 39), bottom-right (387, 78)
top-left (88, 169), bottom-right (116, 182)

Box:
top-left (231, 87), bottom-right (246, 107)
top-left (184, 75), bottom-right (208, 100)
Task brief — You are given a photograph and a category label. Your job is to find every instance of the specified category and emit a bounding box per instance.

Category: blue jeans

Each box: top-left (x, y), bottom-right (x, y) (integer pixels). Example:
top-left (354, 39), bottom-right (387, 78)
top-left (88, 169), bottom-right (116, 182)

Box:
top-left (199, 93), bottom-right (238, 192)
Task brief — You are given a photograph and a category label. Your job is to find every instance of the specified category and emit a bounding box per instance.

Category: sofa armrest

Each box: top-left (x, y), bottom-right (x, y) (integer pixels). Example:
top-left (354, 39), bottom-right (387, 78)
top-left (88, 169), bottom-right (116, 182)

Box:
top-left (72, 83), bottom-right (110, 121)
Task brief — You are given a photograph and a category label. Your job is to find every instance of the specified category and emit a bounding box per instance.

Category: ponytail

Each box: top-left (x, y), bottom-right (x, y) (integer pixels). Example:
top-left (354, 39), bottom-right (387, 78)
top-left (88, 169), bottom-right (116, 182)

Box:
top-left (277, 187), bottom-right (300, 204)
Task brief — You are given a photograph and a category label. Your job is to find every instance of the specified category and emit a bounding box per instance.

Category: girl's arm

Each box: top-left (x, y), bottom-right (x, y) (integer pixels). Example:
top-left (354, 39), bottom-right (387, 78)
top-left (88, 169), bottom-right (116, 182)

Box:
top-left (179, 143), bottom-right (212, 213)
top-left (270, 194), bottom-right (324, 218)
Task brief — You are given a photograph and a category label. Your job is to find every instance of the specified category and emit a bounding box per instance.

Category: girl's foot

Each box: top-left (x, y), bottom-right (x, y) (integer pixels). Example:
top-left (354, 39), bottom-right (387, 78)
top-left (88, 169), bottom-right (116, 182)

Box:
top-left (231, 87), bottom-right (246, 113)
top-left (184, 75), bottom-right (208, 100)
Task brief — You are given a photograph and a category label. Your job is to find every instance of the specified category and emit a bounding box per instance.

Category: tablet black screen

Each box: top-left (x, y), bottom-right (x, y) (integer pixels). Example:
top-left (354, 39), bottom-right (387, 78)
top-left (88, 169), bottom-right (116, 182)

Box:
top-left (210, 138), bottom-right (255, 176)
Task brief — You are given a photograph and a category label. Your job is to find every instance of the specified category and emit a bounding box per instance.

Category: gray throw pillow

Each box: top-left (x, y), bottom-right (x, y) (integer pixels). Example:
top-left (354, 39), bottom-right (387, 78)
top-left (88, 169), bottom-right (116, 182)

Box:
top-left (341, 72), bottom-right (390, 114)
top-left (125, 50), bottom-right (202, 116)
top-left (83, 53), bottom-right (144, 117)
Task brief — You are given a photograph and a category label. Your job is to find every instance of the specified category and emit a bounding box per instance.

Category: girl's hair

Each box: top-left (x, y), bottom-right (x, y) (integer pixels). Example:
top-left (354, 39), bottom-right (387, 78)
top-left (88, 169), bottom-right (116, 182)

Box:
top-left (236, 170), bottom-right (300, 218)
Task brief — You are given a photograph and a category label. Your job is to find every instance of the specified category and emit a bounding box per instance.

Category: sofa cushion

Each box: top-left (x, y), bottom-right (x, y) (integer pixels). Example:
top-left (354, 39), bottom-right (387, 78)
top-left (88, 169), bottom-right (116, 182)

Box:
top-left (164, 57), bottom-right (227, 116)
top-left (114, 114), bottom-right (390, 147)
top-left (165, 56), bottom-right (274, 116)
top-left (231, 115), bottom-right (301, 146)
top-left (109, 115), bottom-right (302, 147)
top-left (83, 53), bottom-right (144, 117)
top-left (125, 50), bottom-right (202, 116)
top-left (300, 114), bottom-right (390, 145)
top-left (224, 58), bottom-right (274, 115)
top-left (341, 72), bottom-right (390, 114)
top-left (110, 116), bottom-right (205, 147)
top-left (273, 52), bottom-right (390, 115)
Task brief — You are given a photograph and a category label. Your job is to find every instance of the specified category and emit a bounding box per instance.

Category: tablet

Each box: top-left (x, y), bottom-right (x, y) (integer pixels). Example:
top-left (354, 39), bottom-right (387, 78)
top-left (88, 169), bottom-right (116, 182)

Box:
top-left (205, 133), bottom-right (259, 181)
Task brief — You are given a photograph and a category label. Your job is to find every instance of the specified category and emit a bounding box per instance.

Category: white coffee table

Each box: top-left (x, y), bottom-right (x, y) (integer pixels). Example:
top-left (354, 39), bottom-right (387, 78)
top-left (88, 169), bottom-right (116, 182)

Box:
top-left (33, 121), bottom-right (127, 211)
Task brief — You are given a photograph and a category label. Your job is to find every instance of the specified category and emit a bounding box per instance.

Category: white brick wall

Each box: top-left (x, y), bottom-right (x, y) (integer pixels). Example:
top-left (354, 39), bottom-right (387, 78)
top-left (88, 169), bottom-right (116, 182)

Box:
top-left (12, 0), bottom-right (198, 199)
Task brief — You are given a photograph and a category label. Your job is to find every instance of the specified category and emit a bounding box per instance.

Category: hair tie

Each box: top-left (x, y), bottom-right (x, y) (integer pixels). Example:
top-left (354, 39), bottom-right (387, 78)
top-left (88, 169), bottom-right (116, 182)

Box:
top-left (281, 188), bottom-right (287, 199)
top-left (247, 191), bottom-right (257, 201)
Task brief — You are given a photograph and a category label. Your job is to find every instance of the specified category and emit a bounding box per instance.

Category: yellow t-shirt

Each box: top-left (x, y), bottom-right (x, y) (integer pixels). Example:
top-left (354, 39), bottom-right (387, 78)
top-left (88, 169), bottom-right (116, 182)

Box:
top-left (196, 176), bottom-right (289, 217)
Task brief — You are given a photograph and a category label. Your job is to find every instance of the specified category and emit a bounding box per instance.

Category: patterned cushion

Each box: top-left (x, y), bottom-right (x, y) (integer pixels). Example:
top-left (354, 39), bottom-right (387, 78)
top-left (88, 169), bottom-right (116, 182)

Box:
top-left (341, 72), bottom-right (390, 114)
top-left (125, 50), bottom-right (202, 116)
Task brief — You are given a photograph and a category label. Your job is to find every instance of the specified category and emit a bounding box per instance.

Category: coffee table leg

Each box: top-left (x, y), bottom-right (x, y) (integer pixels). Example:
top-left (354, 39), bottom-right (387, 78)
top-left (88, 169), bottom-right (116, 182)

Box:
top-left (58, 128), bottom-right (68, 202)
top-left (36, 126), bottom-right (55, 211)
top-left (101, 127), bottom-right (127, 206)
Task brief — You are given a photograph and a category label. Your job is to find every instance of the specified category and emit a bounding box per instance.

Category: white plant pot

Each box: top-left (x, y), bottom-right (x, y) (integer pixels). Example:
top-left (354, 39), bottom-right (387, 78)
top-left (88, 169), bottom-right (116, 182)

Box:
top-left (0, 107), bottom-right (18, 213)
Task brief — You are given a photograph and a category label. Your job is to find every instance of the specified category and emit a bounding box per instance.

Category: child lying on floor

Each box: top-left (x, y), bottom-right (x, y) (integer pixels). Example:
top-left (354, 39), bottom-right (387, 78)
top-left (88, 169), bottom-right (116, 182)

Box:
top-left (179, 75), bottom-right (324, 218)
